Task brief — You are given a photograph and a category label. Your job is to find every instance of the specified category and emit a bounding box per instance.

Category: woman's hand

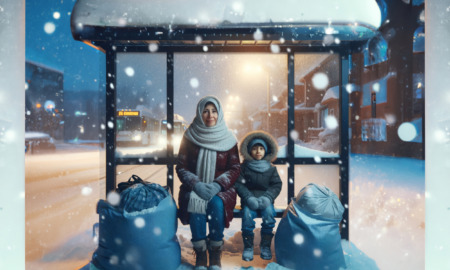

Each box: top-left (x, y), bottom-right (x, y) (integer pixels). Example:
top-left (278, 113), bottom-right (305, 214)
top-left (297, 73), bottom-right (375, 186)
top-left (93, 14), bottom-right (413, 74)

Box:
top-left (206, 182), bottom-right (221, 199)
top-left (194, 182), bottom-right (221, 200)
top-left (193, 182), bottom-right (211, 200)
top-left (246, 196), bottom-right (259, 211)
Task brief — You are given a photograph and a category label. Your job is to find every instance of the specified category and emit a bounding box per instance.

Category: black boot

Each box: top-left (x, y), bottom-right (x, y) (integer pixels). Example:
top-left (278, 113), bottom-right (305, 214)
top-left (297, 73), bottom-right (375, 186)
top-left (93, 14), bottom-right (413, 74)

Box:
top-left (260, 233), bottom-right (274, 260)
top-left (192, 239), bottom-right (208, 270)
top-left (242, 234), bottom-right (254, 261)
top-left (208, 240), bottom-right (223, 270)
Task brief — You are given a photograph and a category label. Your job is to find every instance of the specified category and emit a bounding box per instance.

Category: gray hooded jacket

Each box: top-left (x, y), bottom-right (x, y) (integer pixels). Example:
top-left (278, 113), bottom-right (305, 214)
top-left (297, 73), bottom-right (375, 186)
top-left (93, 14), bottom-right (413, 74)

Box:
top-left (235, 130), bottom-right (282, 204)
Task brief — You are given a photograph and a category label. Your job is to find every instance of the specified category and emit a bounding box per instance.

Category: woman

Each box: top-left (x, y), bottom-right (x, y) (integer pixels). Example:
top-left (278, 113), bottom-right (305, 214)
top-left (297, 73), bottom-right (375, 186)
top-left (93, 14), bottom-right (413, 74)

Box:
top-left (176, 96), bottom-right (240, 270)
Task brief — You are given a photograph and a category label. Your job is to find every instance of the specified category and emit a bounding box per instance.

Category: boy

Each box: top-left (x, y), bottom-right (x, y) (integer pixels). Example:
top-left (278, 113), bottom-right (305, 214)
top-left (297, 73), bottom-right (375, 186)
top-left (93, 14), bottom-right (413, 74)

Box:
top-left (235, 130), bottom-right (282, 261)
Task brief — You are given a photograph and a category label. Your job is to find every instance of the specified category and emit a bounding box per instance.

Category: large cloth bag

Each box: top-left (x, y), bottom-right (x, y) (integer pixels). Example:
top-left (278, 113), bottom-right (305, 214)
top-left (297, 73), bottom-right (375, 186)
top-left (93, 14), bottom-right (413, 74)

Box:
top-left (91, 181), bottom-right (181, 270)
top-left (275, 183), bottom-right (346, 270)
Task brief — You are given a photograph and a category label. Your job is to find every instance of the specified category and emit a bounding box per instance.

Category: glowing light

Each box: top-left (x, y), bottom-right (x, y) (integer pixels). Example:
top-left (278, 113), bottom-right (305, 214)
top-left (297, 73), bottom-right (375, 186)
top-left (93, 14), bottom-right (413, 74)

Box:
top-left (372, 82), bottom-right (380, 92)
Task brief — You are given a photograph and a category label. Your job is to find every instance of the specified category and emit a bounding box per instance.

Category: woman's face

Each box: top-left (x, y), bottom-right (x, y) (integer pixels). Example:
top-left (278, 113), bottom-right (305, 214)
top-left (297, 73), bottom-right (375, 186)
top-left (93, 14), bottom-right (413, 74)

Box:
top-left (202, 103), bottom-right (218, 127)
top-left (250, 145), bottom-right (266, 160)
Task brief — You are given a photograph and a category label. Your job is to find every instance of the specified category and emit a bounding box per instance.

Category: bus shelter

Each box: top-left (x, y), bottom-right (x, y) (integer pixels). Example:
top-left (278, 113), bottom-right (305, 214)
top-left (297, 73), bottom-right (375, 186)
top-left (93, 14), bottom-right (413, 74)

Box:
top-left (71, 0), bottom-right (383, 240)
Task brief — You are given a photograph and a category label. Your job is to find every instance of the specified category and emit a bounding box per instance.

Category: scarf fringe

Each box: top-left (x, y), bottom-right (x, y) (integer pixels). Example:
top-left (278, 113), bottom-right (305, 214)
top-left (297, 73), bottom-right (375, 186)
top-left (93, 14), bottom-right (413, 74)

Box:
top-left (187, 192), bottom-right (208, 214)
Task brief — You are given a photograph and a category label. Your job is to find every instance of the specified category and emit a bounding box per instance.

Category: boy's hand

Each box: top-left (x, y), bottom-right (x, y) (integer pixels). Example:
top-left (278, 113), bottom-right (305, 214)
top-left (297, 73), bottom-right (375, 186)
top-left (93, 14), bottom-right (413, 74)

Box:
top-left (258, 196), bottom-right (271, 210)
top-left (246, 196), bottom-right (259, 210)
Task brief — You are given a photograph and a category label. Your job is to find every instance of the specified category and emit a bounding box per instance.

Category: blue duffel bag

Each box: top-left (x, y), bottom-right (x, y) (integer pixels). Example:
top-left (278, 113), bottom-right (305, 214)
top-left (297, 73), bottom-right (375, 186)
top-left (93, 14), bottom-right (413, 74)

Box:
top-left (91, 176), bottom-right (181, 270)
top-left (275, 183), bottom-right (346, 270)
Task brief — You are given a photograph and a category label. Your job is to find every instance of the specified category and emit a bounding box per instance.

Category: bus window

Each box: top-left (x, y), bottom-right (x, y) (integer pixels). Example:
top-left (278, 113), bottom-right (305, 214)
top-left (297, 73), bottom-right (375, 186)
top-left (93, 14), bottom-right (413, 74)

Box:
top-left (115, 53), bottom-right (167, 158)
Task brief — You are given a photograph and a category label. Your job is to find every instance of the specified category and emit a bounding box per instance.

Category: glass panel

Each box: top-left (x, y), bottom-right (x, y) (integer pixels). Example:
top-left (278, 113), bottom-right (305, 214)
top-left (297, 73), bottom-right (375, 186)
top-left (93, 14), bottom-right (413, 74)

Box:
top-left (294, 165), bottom-right (340, 198)
top-left (413, 26), bottom-right (425, 53)
top-left (229, 164), bottom-right (288, 210)
top-left (293, 54), bottom-right (340, 157)
top-left (116, 165), bottom-right (168, 190)
top-left (273, 165), bottom-right (289, 209)
top-left (174, 53), bottom-right (288, 157)
top-left (115, 53), bottom-right (167, 158)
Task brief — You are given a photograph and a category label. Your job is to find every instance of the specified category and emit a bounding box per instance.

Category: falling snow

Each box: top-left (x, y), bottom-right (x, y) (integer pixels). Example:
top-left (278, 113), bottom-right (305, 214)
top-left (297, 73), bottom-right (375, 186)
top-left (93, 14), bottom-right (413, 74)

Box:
top-left (44, 22), bottom-right (56, 34)
top-left (311, 72), bottom-right (329, 90)
top-left (149, 43), bottom-right (158, 52)
top-left (107, 191), bottom-right (120, 206)
top-left (53, 11), bottom-right (61, 19)
top-left (397, 122), bottom-right (418, 142)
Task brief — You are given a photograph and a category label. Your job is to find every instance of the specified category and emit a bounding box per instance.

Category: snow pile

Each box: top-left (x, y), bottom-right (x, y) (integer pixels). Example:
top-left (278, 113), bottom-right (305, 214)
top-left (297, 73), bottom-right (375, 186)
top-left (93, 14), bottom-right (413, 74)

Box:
top-left (349, 155), bottom-right (425, 270)
top-left (349, 180), bottom-right (424, 270)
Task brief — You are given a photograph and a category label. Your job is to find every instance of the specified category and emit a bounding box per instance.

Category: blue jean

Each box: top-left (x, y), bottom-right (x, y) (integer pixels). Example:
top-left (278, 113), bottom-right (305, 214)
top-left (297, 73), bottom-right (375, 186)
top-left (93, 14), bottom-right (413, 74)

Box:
top-left (189, 195), bottom-right (225, 242)
top-left (242, 204), bottom-right (276, 236)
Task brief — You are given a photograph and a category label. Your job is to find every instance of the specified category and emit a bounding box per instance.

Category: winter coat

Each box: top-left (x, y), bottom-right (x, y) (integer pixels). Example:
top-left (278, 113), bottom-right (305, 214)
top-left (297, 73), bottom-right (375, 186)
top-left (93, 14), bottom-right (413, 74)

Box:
top-left (235, 130), bottom-right (282, 204)
top-left (176, 137), bottom-right (241, 228)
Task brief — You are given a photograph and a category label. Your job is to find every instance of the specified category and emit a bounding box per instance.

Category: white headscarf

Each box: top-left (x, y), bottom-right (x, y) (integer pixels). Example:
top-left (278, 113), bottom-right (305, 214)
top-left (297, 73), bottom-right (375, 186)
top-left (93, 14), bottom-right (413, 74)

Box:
top-left (184, 96), bottom-right (237, 214)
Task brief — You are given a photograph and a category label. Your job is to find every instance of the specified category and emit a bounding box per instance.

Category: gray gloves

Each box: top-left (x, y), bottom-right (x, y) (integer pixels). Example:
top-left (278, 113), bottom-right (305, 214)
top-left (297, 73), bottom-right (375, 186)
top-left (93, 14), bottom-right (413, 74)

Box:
top-left (258, 196), bottom-right (271, 210)
top-left (246, 196), bottom-right (272, 210)
top-left (193, 182), bottom-right (222, 201)
top-left (246, 196), bottom-right (259, 210)
top-left (193, 182), bottom-right (210, 200)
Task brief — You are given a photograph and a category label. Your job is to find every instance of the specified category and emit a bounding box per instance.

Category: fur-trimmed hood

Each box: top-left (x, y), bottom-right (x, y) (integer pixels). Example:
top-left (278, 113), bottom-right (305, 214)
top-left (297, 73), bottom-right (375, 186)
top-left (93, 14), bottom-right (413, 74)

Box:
top-left (240, 130), bottom-right (278, 162)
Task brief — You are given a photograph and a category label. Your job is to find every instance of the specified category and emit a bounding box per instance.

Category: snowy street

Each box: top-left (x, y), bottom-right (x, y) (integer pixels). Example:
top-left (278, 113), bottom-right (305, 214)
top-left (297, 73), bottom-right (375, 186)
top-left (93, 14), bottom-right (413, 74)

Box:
top-left (25, 145), bottom-right (104, 270)
top-left (25, 146), bottom-right (424, 270)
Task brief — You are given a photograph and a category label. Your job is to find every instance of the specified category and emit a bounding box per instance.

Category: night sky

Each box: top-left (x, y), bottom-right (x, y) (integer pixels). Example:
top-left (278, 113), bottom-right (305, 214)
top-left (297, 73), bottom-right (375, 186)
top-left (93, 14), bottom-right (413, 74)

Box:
top-left (26, 0), bottom-right (104, 92)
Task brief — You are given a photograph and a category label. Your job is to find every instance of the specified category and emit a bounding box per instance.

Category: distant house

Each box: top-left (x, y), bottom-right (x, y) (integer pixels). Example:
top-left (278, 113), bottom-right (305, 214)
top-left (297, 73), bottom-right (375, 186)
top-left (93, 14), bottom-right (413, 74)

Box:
top-left (25, 61), bottom-right (64, 139)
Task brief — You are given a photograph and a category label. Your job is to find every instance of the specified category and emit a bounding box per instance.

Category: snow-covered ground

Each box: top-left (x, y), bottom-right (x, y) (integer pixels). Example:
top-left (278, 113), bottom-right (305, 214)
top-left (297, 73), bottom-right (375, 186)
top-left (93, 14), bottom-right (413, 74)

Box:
top-left (175, 153), bottom-right (425, 270)
top-left (25, 148), bottom-right (424, 270)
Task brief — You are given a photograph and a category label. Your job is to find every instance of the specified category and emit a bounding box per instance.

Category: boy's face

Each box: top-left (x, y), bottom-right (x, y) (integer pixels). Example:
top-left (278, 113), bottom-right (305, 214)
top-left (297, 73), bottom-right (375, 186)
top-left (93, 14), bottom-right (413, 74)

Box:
top-left (250, 145), bottom-right (265, 160)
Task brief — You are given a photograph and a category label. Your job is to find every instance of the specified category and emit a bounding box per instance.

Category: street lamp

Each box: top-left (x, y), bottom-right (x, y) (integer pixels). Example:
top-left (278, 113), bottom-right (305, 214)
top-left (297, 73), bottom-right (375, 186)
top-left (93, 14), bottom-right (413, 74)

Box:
top-left (242, 64), bottom-right (271, 131)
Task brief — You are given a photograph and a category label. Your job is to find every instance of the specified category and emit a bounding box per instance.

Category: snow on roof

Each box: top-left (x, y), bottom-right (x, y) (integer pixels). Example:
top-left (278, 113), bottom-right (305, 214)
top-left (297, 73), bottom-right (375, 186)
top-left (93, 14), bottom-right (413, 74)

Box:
top-left (321, 85), bottom-right (339, 103)
top-left (295, 55), bottom-right (331, 85)
top-left (71, 0), bottom-right (381, 30)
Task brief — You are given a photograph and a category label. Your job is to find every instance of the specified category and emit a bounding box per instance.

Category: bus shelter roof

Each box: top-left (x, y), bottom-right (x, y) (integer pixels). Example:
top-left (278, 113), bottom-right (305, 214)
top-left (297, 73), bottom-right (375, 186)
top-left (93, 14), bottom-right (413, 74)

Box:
top-left (71, 0), bottom-right (382, 49)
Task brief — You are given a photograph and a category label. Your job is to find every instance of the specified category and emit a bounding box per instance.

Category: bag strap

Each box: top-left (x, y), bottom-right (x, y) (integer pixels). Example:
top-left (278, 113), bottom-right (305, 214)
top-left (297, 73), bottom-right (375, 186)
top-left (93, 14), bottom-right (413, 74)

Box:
top-left (117, 174), bottom-right (145, 193)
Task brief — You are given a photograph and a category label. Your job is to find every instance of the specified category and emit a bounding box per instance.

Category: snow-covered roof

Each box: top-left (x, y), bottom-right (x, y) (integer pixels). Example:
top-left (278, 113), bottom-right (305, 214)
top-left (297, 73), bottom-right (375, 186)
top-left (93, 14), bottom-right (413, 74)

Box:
top-left (72, 0), bottom-right (381, 28)
top-left (321, 85), bottom-right (339, 103)
top-left (71, 0), bottom-right (382, 46)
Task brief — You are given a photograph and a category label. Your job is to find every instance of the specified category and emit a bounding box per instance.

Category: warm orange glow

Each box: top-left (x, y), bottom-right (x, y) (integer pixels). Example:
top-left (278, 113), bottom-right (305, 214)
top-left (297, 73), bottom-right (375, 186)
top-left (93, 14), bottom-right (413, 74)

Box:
top-left (36, 103), bottom-right (41, 108)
